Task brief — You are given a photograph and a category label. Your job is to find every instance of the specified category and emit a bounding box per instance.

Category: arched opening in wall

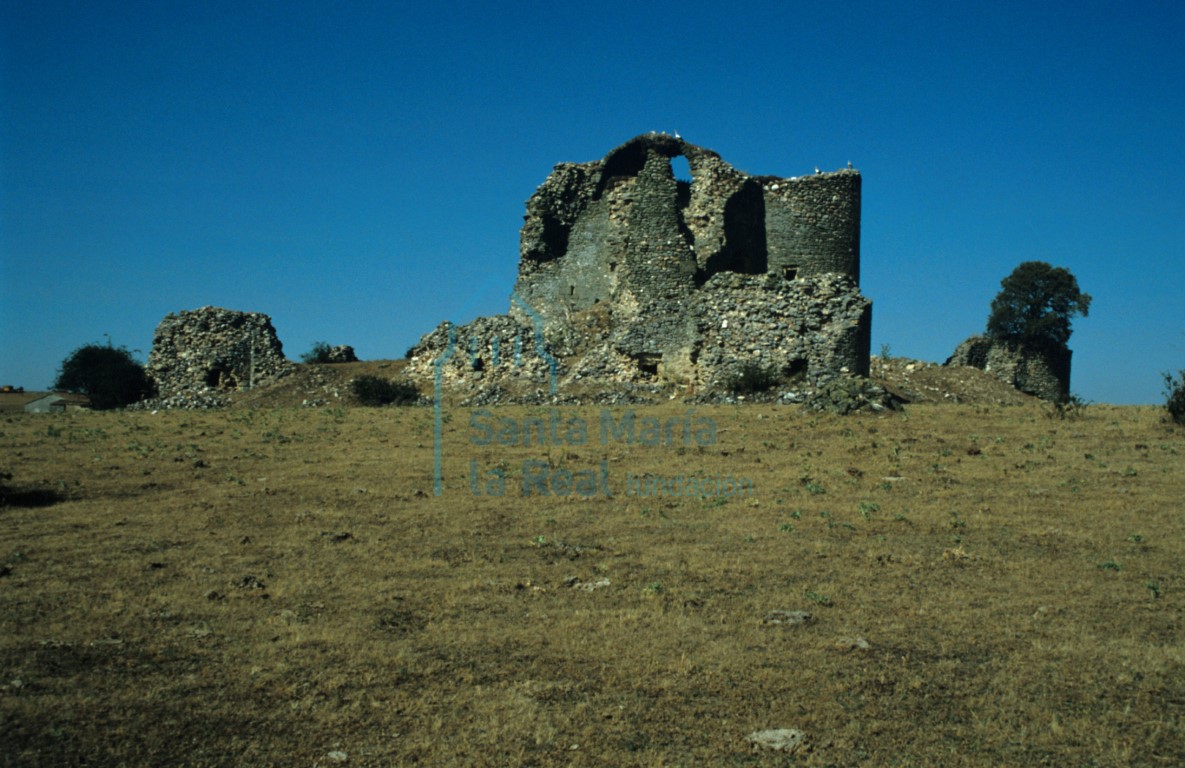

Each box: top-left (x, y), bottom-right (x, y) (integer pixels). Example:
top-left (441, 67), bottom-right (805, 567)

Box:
top-left (597, 141), bottom-right (648, 196)
top-left (672, 155), bottom-right (693, 210)
top-left (205, 365), bottom-right (237, 390)
top-left (534, 215), bottom-right (569, 263)
top-left (631, 353), bottom-right (661, 379)
top-left (671, 155), bottom-right (692, 183)
top-left (782, 358), bottom-right (808, 382)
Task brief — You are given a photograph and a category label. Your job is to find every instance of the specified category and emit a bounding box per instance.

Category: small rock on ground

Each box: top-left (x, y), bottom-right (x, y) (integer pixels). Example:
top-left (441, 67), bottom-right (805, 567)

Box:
top-left (746, 728), bottom-right (805, 753)
top-left (763, 610), bottom-right (812, 626)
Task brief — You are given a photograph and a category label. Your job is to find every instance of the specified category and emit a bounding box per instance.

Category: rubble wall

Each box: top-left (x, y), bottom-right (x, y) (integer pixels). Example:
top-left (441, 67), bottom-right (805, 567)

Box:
top-left (147, 306), bottom-right (290, 399)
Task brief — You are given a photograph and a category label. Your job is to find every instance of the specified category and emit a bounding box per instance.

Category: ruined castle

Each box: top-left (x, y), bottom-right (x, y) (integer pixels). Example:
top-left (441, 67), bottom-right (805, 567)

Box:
top-left (407, 133), bottom-right (872, 400)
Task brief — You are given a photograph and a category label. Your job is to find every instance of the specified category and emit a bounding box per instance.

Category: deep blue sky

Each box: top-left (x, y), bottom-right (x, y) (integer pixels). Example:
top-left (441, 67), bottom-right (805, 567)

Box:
top-left (2, 1), bottom-right (1182, 404)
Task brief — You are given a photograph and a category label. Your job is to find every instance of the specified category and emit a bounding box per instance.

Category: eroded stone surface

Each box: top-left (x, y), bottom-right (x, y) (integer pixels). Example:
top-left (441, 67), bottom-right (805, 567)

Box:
top-left (946, 335), bottom-right (1070, 401)
top-left (406, 134), bottom-right (872, 402)
top-left (147, 306), bottom-right (290, 401)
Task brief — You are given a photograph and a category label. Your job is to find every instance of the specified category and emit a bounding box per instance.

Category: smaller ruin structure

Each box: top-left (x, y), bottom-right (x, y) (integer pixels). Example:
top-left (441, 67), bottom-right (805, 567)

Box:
top-left (147, 306), bottom-right (290, 400)
top-left (945, 336), bottom-right (1070, 402)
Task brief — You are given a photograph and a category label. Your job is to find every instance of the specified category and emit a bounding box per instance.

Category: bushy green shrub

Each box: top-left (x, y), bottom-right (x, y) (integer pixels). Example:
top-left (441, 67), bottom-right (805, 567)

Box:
top-left (1164, 370), bottom-right (1185, 426)
top-left (301, 342), bottom-right (334, 364)
top-left (350, 376), bottom-right (419, 406)
top-left (1046, 393), bottom-right (1090, 420)
top-left (54, 343), bottom-right (154, 409)
top-left (724, 361), bottom-right (781, 396)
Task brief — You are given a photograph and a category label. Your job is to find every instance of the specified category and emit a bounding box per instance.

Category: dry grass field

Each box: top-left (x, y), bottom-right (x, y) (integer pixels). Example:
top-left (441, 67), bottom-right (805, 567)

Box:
top-left (2, 398), bottom-right (1184, 766)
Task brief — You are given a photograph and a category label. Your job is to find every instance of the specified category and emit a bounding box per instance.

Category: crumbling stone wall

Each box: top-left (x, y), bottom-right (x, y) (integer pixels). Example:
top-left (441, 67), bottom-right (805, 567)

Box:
top-left (407, 134), bottom-right (870, 401)
top-left (694, 273), bottom-right (871, 386)
top-left (945, 335), bottom-right (1070, 401)
top-left (147, 307), bottom-right (290, 399)
top-left (514, 134), bottom-right (861, 333)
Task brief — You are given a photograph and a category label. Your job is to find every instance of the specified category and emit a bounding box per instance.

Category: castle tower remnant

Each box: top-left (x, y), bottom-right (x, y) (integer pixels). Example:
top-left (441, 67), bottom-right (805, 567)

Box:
top-left (512, 134), bottom-right (867, 378)
top-left (408, 134), bottom-right (871, 397)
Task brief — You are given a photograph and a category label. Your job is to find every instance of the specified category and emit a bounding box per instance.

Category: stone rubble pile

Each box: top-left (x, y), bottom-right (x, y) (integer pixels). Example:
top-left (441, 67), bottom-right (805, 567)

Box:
top-left (323, 345), bottom-right (358, 363)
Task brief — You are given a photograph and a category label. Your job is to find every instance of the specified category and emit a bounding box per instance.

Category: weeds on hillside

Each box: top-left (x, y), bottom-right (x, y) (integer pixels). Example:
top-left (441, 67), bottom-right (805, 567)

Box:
top-left (1164, 370), bottom-right (1185, 425)
top-left (1046, 393), bottom-right (1090, 420)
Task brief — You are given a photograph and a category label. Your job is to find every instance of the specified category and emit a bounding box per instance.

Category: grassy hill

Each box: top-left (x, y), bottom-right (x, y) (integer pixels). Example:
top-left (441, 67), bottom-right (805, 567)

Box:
top-left (2, 399), bottom-right (1182, 766)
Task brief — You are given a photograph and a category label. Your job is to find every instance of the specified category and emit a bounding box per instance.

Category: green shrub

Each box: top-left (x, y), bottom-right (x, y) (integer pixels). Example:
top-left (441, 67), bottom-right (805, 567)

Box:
top-left (54, 343), bottom-right (154, 409)
top-left (350, 376), bottom-right (419, 406)
top-left (1046, 393), bottom-right (1090, 420)
top-left (1164, 370), bottom-right (1185, 426)
top-left (301, 342), bottom-right (334, 364)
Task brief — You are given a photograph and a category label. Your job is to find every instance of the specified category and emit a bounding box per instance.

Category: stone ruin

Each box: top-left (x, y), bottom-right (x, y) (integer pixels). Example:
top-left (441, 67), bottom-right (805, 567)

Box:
top-left (406, 133), bottom-right (871, 402)
top-left (147, 306), bottom-right (291, 403)
top-left (322, 344), bottom-right (359, 363)
top-left (945, 335), bottom-right (1070, 402)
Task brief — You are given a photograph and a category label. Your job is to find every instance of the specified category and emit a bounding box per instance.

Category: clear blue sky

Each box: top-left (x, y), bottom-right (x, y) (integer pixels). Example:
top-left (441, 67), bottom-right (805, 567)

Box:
top-left (2, 1), bottom-right (1182, 404)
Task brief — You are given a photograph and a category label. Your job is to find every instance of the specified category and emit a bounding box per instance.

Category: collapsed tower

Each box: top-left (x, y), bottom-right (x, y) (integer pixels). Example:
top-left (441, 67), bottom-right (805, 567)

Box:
top-left (147, 306), bottom-right (290, 400)
top-left (407, 134), bottom-right (871, 398)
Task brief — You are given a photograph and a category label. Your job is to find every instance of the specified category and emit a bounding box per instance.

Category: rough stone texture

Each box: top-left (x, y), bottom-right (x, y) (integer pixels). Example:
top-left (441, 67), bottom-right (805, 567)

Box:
top-left (324, 345), bottom-right (358, 363)
top-left (406, 134), bottom-right (870, 401)
top-left (945, 335), bottom-right (1070, 402)
top-left (147, 306), bottom-right (291, 401)
top-left (803, 376), bottom-right (903, 414)
top-left (746, 728), bottom-right (806, 753)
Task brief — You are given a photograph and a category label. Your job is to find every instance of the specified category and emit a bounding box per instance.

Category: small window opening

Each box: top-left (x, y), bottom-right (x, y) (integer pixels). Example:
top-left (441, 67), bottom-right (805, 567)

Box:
top-left (671, 155), bottom-right (692, 183)
top-left (206, 366), bottom-right (237, 389)
top-left (569, 285), bottom-right (576, 296)
top-left (608, 261), bottom-right (617, 272)
top-left (783, 266), bottom-right (799, 280)
top-left (633, 353), bottom-right (661, 378)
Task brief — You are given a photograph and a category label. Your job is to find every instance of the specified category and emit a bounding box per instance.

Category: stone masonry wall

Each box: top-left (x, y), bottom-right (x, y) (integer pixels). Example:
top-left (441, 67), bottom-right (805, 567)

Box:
top-left (147, 306), bottom-right (290, 399)
top-left (761, 172), bottom-right (861, 282)
top-left (945, 335), bottom-right (1071, 401)
top-left (407, 134), bottom-right (871, 402)
top-left (513, 134), bottom-right (862, 337)
top-left (694, 273), bottom-right (872, 386)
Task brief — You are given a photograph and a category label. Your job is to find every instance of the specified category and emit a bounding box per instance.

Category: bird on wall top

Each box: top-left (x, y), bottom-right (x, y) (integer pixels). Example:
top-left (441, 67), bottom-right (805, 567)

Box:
top-left (814, 166), bottom-right (820, 174)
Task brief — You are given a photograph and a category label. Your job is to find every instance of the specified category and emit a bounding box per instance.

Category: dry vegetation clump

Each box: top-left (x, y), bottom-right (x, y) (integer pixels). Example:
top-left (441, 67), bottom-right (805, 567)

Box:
top-left (2, 402), bottom-right (1184, 766)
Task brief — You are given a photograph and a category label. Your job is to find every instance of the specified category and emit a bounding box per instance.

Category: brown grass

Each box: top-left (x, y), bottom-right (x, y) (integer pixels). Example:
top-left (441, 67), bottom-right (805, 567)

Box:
top-left (2, 402), bottom-right (1183, 766)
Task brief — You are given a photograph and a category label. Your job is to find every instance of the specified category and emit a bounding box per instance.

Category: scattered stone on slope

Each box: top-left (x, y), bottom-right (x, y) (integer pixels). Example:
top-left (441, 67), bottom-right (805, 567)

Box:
top-left (763, 610), bottom-right (812, 626)
top-left (746, 728), bottom-right (806, 753)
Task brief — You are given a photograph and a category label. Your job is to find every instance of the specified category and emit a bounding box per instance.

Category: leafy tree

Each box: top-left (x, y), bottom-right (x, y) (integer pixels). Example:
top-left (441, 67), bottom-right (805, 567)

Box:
top-left (54, 343), bottom-right (154, 409)
top-left (986, 261), bottom-right (1091, 350)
